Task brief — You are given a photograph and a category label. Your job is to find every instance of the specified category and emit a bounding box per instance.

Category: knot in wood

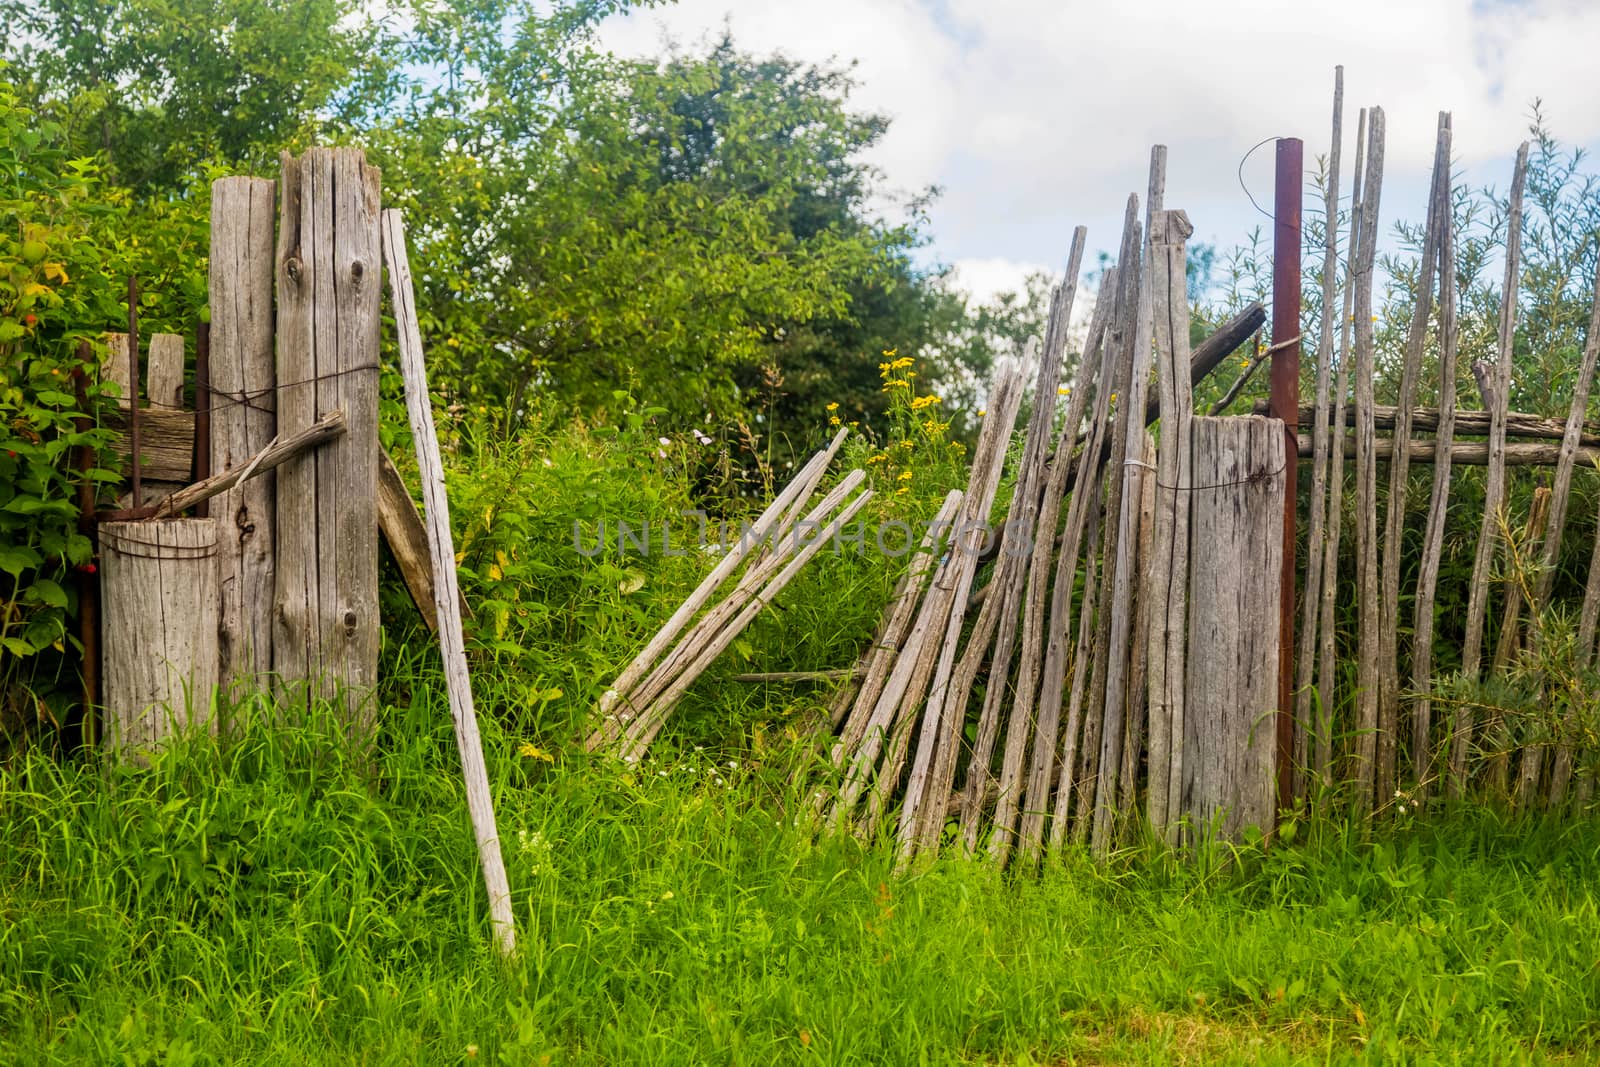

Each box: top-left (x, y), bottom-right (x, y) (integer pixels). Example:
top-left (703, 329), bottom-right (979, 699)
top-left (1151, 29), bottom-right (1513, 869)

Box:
top-left (285, 256), bottom-right (304, 283)
top-left (350, 259), bottom-right (366, 283)
top-left (343, 609), bottom-right (358, 635)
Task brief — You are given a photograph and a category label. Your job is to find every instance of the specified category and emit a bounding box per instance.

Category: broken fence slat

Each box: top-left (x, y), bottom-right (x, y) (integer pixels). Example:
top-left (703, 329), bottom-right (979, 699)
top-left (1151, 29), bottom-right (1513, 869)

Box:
top-left (383, 208), bottom-right (517, 958)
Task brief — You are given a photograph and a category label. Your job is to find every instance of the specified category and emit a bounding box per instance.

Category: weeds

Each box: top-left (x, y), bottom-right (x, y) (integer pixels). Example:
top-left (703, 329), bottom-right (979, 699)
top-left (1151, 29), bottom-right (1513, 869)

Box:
top-left (2, 692), bottom-right (1598, 1063)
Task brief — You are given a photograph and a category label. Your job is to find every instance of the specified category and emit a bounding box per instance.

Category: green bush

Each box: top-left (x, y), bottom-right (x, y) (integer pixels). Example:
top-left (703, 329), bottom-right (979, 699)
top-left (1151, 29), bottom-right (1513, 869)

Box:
top-left (0, 70), bottom-right (207, 740)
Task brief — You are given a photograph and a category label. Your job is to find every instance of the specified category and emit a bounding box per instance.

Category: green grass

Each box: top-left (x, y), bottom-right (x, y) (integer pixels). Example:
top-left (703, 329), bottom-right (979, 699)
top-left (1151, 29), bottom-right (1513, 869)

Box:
top-left (3, 679), bottom-right (1599, 1065)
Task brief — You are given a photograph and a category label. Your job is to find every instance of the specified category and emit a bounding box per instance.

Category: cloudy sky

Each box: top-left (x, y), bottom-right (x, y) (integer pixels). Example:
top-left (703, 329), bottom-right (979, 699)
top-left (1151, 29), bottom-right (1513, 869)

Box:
top-left (599, 0), bottom-right (1600, 303)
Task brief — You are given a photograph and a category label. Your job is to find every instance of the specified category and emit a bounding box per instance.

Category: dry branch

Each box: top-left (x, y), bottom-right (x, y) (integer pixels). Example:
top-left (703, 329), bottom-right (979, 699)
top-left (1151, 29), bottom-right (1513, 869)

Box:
top-left (150, 410), bottom-right (346, 519)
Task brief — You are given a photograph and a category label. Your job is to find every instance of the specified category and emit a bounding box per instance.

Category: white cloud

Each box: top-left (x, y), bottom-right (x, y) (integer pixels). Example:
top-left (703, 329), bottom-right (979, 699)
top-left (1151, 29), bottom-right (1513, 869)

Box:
top-left (947, 257), bottom-right (1048, 304)
top-left (598, 1), bottom-right (1600, 274)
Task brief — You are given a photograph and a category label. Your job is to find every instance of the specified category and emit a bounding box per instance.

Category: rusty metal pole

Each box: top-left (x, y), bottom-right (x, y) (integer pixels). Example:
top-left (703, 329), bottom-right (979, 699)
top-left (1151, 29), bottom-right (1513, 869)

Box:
top-left (1271, 138), bottom-right (1303, 817)
top-left (71, 345), bottom-right (100, 750)
top-left (127, 276), bottom-right (142, 505)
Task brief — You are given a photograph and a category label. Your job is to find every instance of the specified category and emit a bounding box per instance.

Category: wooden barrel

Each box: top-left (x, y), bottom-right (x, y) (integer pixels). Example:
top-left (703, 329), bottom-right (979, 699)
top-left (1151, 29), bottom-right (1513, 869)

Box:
top-left (100, 519), bottom-right (220, 757)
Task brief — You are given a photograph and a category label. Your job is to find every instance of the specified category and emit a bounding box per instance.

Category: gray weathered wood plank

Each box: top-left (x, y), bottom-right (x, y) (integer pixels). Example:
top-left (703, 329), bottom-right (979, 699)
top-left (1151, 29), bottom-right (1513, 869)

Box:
top-left (209, 175), bottom-right (279, 697)
top-left (273, 149), bottom-right (382, 733)
top-left (1183, 417), bottom-right (1284, 841)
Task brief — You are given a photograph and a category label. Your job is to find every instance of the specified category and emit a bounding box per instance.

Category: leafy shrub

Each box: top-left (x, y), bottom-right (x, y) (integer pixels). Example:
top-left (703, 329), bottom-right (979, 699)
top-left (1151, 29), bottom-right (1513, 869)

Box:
top-left (0, 70), bottom-right (206, 740)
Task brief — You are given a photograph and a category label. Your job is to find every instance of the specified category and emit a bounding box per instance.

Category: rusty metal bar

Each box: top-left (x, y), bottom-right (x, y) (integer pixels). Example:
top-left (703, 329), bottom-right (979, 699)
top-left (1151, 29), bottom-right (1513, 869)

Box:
top-left (71, 344), bottom-right (100, 750)
top-left (1271, 138), bottom-right (1303, 817)
top-left (127, 276), bottom-right (142, 505)
top-left (194, 320), bottom-right (211, 517)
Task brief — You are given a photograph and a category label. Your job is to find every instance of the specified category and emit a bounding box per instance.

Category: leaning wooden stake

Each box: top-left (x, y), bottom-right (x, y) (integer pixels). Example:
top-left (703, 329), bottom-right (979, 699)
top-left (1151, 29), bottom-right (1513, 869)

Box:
top-left (1410, 114), bottom-right (1457, 801)
top-left (825, 504), bottom-right (945, 734)
top-left (832, 491), bottom-right (963, 763)
top-left (613, 470), bottom-right (867, 755)
top-left (1516, 259), bottom-right (1600, 803)
top-left (1351, 107), bottom-right (1386, 818)
top-left (1044, 291), bottom-right (1124, 854)
top-left (1316, 105), bottom-right (1365, 791)
top-left (618, 473), bottom-right (868, 756)
top-left (829, 495), bottom-right (967, 826)
top-left (594, 429), bottom-right (848, 744)
top-left (897, 364), bottom-right (1025, 860)
top-left (976, 228), bottom-right (1088, 862)
top-left (1452, 142), bottom-right (1528, 798)
top-left (1548, 262), bottom-right (1600, 805)
top-left (1095, 168), bottom-right (1168, 855)
top-left (621, 485), bottom-right (875, 761)
top-left (1377, 113), bottom-right (1449, 805)
top-left (1073, 197), bottom-right (1144, 844)
top-left (382, 210), bottom-right (516, 957)
top-left (1119, 430), bottom-right (1159, 818)
top-left (1295, 68), bottom-right (1343, 798)
top-left (1015, 274), bottom-right (1117, 864)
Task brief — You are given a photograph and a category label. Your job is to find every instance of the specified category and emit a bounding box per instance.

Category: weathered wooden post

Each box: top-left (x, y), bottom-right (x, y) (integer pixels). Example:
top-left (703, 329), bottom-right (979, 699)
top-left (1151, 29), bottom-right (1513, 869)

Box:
top-left (209, 176), bottom-right (279, 697)
top-left (273, 148), bottom-right (382, 734)
top-left (101, 519), bottom-right (220, 755)
top-left (1183, 415), bottom-right (1285, 841)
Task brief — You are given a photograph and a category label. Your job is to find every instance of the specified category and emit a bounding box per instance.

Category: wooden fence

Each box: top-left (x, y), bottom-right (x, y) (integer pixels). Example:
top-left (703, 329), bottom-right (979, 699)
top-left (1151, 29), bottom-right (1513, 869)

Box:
top-left (88, 94), bottom-right (1600, 858)
top-left (593, 78), bottom-right (1600, 862)
top-left (90, 150), bottom-right (441, 754)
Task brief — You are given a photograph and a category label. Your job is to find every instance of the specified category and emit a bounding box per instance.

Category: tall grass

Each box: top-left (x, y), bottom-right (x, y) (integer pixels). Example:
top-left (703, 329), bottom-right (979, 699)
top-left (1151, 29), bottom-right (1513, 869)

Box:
top-left (4, 673), bottom-right (1599, 1063)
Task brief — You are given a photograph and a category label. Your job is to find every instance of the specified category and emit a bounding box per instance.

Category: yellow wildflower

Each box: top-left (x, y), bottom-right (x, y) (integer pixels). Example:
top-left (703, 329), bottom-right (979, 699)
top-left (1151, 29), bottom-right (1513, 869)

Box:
top-left (1057, 385), bottom-right (1071, 395)
top-left (829, 415), bottom-right (841, 426)
top-left (898, 470), bottom-right (914, 481)
top-left (896, 486), bottom-right (910, 494)
top-left (825, 401), bottom-right (839, 412)
top-left (883, 347), bottom-right (898, 357)
top-left (518, 742), bottom-right (554, 763)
